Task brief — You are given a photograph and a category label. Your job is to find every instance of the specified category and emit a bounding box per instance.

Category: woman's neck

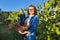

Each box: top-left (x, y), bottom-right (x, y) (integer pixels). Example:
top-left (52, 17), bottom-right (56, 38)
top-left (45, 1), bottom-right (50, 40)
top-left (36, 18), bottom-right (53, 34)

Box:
top-left (29, 15), bottom-right (34, 17)
top-left (29, 15), bottom-right (34, 16)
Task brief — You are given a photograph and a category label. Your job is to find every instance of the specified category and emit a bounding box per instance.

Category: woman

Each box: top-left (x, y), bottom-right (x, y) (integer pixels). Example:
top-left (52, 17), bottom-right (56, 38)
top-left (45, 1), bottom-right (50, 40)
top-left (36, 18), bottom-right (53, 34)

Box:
top-left (18, 5), bottom-right (39, 40)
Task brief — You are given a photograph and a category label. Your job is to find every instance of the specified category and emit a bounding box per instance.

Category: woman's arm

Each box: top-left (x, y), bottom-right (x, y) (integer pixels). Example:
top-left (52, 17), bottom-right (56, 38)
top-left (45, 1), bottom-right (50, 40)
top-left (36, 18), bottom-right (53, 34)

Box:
top-left (28, 16), bottom-right (39, 33)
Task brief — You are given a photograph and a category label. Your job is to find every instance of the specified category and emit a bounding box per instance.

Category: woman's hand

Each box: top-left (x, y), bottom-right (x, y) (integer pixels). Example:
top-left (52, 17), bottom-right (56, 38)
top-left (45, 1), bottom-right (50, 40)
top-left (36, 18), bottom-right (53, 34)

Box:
top-left (18, 30), bottom-right (22, 34)
top-left (18, 30), bottom-right (28, 35)
top-left (22, 31), bottom-right (28, 35)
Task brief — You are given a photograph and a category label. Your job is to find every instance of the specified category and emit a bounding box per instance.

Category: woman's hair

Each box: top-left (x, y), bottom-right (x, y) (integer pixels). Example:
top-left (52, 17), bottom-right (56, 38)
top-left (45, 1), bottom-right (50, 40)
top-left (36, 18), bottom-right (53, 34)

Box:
top-left (28, 5), bottom-right (37, 15)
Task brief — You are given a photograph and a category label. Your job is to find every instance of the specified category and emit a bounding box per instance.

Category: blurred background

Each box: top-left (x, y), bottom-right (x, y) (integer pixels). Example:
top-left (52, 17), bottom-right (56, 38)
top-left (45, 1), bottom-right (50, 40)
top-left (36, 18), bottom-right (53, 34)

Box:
top-left (0, 0), bottom-right (60, 40)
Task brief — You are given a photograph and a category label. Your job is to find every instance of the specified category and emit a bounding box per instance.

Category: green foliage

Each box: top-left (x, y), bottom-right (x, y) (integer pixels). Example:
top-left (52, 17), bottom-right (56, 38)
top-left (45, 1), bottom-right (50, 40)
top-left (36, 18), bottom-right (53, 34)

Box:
top-left (36, 0), bottom-right (60, 40)
top-left (6, 11), bottom-right (19, 22)
top-left (0, 11), bottom-right (11, 24)
top-left (0, 24), bottom-right (22, 40)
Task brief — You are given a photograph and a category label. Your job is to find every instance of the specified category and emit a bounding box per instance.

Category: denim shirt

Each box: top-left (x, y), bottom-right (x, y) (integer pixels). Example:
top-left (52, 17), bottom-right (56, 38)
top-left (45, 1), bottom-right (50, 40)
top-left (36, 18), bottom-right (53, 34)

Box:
top-left (25, 15), bottom-right (39, 36)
